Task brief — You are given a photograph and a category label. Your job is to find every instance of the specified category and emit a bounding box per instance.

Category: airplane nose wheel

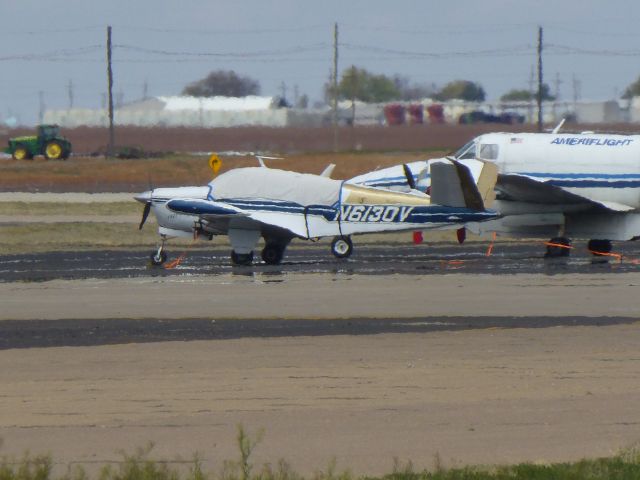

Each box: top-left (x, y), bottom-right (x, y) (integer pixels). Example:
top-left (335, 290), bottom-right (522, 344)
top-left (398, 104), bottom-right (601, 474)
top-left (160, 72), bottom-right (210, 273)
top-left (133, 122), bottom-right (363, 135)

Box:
top-left (331, 236), bottom-right (353, 259)
top-left (150, 236), bottom-right (168, 266)
top-left (150, 247), bottom-right (168, 266)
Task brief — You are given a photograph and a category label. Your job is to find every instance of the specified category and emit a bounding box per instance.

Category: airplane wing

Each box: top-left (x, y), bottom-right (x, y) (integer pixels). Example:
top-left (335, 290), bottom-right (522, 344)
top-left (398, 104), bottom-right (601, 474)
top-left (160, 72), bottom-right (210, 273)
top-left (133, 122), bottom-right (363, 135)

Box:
top-left (498, 173), bottom-right (636, 212)
top-left (166, 198), bottom-right (311, 238)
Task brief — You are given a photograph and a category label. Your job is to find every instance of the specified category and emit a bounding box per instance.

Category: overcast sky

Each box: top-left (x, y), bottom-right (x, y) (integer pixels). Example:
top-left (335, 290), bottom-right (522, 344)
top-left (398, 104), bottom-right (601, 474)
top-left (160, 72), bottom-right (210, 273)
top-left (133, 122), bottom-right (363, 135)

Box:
top-left (2, 0), bottom-right (640, 125)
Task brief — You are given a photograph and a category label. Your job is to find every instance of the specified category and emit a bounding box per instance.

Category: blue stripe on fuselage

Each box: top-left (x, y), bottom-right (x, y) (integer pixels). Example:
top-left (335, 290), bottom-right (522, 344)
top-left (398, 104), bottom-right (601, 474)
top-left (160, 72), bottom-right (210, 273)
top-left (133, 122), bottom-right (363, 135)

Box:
top-left (166, 198), bottom-right (493, 224)
top-left (516, 172), bottom-right (640, 189)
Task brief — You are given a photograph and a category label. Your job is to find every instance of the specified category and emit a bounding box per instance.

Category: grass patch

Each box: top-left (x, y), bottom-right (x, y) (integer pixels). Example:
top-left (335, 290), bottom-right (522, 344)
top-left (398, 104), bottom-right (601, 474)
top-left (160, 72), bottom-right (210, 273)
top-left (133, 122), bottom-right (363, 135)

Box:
top-left (0, 223), bottom-right (164, 253)
top-left (1, 429), bottom-right (640, 480)
top-left (0, 202), bottom-right (140, 216)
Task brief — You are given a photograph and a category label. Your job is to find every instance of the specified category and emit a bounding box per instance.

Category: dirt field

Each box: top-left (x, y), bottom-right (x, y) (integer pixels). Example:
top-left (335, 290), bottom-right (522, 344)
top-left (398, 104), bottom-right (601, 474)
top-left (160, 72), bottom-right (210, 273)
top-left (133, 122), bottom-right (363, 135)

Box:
top-left (3, 123), bottom-right (638, 157)
top-left (1, 124), bottom-right (536, 156)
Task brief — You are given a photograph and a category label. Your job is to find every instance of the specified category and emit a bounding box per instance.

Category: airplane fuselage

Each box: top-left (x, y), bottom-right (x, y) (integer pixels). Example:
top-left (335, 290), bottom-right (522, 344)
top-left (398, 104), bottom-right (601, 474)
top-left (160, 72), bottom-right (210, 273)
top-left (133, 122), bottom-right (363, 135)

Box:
top-left (471, 132), bottom-right (640, 210)
top-left (144, 183), bottom-right (494, 240)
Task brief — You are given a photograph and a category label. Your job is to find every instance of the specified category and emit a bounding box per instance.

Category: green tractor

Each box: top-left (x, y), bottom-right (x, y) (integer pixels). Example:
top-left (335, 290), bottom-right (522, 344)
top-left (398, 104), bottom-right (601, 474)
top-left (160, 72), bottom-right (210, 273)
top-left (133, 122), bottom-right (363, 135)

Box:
top-left (5, 124), bottom-right (72, 160)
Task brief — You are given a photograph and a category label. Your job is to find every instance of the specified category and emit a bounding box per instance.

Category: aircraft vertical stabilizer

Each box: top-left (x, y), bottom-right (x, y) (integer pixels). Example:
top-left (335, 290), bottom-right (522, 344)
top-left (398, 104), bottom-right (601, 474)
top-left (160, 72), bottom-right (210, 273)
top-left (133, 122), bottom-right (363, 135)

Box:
top-left (475, 161), bottom-right (498, 209)
top-left (430, 160), bottom-right (496, 211)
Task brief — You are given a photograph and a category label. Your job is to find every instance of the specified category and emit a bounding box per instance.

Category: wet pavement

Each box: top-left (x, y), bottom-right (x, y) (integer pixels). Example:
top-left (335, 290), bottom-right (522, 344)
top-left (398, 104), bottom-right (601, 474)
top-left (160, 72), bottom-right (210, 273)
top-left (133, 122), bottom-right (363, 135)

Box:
top-left (1, 240), bottom-right (640, 283)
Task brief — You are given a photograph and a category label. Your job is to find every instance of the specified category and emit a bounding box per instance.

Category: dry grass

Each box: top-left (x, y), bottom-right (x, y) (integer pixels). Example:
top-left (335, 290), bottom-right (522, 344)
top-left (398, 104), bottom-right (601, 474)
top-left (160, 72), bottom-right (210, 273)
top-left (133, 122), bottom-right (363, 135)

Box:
top-left (0, 202), bottom-right (139, 216)
top-left (0, 151), bottom-right (443, 193)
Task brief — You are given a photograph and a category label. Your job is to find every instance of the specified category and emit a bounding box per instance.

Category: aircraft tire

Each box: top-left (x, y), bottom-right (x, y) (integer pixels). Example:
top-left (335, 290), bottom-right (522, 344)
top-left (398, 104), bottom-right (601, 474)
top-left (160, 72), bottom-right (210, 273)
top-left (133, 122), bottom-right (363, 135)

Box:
top-left (231, 250), bottom-right (253, 266)
top-left (261, 244), bottom-right (285, 265)
top-left (545, 237), bottom-right (571, 258)
top-left (150, 250), bottom-right (167, 266)
top-left (587, 239), bottom-right (612, 255)
top-left (331, 236), bottom-right (353, 259)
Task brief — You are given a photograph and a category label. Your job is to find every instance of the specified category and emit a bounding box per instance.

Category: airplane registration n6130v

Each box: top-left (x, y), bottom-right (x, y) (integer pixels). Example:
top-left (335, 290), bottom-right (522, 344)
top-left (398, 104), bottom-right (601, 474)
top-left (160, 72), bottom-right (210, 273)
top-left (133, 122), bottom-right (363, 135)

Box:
top-left (135, 158), bottom-right (497, 266)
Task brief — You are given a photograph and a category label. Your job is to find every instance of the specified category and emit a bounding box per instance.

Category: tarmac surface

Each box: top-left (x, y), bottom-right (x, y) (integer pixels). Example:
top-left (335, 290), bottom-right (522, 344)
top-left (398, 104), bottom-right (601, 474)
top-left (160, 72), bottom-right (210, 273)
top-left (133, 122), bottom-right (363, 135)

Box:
top-left (3, 240), bottom-right (640, 283)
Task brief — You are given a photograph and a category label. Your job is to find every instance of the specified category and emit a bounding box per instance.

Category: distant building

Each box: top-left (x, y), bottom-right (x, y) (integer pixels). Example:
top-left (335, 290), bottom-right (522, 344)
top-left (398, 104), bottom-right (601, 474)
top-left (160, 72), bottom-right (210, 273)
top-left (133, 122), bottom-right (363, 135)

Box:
top-left (43, 94), bottom-right (635, 128)
top-left (44, 95), bottom-right (334, 128)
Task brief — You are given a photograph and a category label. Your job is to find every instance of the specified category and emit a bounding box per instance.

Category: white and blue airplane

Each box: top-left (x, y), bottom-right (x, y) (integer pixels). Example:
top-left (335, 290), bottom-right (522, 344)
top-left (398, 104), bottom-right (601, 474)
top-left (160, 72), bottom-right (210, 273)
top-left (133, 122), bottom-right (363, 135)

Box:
top-left (350, 129), bottom-right (640, 256)
top-left (135, 158), bottom-right (497, 266)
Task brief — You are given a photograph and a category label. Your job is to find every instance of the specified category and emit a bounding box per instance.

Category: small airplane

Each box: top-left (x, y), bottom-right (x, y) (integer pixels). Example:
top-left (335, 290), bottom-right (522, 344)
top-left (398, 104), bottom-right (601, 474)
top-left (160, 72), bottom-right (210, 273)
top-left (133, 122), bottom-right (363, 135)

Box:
top-left (350, 126), bottom-right (640, 257)
top-left (135, 157), bottom-right (498, 266)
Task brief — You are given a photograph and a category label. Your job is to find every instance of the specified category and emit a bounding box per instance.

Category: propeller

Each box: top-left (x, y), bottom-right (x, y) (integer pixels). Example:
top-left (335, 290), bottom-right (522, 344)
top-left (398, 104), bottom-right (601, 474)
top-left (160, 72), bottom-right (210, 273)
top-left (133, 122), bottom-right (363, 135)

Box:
top-left (139, 202), bottom-right (151, 230)
top-left (134, 190), bottom-right (153, 230)
top-left (402, 164), bottom-right (416, 190)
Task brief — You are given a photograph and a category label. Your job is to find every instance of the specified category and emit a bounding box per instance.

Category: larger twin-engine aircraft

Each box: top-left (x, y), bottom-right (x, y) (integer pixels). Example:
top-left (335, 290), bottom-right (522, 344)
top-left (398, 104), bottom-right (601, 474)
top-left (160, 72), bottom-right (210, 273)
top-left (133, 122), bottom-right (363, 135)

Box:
top-left (135, 159), bottom-right (497, 266)
top-left (350, 130), bottom-right (640, 257)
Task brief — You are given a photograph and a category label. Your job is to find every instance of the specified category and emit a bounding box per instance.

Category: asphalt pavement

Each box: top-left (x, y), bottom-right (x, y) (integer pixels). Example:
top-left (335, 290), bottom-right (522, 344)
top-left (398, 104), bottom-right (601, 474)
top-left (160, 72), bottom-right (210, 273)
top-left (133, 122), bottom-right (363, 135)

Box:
top-left (2, 240), bottom-right (640, 283)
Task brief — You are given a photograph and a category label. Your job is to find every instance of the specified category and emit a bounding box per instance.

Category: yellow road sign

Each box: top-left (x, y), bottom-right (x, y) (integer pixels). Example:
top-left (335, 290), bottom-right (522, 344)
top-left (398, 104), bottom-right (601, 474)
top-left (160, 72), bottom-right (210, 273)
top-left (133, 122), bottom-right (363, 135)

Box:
top-left (208, 153), bottom-right (222, 175)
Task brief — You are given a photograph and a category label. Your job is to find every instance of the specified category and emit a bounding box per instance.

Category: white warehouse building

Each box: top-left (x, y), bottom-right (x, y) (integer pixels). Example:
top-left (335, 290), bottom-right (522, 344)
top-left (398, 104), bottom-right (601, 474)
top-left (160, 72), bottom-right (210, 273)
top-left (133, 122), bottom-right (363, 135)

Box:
top-left (44, 95), bottom-right (331, 128)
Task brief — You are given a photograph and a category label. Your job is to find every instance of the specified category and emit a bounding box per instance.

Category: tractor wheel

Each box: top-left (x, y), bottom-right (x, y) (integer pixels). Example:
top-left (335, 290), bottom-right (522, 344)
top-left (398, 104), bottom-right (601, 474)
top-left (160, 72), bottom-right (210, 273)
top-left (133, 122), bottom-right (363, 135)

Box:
top-left (44, 141), bottom-right (64, 160)
top-left (13, 145), bottom-right (32, 161)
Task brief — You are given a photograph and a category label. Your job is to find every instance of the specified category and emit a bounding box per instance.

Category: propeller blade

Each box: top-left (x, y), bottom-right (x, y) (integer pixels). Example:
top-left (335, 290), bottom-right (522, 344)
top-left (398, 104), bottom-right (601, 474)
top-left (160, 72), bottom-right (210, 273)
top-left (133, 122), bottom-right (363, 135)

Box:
top-left (139, 202), bottom-right (151, 230)
top-left (402, 164), bottom-right (416, 190)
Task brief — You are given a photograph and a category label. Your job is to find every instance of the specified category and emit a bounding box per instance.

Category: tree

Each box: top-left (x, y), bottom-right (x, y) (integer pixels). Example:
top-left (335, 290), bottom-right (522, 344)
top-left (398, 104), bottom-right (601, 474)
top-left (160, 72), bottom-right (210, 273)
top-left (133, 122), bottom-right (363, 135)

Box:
top-left (435, 80), bottom-right (486, 102)
top-left (393, 76), bottom-right (437, 101)
top-left (182, 70), bottom-right (260, 97)
top-left (325, 66), bottom-right (401, 124)
top-left (334, 66), bottom-right (401, 103)
top-left (622, 76), bottom-right (640, 99)
top-left (501, 84), bottom-right (555, 102)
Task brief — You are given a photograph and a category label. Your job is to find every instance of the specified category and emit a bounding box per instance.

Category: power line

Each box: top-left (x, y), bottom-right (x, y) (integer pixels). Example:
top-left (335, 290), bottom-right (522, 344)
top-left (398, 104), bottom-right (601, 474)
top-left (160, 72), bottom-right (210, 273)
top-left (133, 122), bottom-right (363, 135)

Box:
top-left (0, 46), bottom-right (102, 61)
top-left (546, 43), bottom-right (640, 56)
top-left (341, 42), bottom-right (536, 59)
top-left (112, 25), bottom-right (327, 35)
top-left (114, 43), bottom-right (330, 58)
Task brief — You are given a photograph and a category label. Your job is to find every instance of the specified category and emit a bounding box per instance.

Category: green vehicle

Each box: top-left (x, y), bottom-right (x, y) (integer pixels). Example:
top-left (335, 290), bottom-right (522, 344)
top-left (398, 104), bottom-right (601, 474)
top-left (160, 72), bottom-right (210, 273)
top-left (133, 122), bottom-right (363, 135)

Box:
top-left (5, 124), bottom-right (72, 160)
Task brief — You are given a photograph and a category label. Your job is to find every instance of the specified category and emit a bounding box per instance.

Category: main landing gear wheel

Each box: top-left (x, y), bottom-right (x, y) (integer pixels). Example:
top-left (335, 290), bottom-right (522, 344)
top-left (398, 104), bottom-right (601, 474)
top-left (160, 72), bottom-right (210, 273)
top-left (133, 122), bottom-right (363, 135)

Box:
top-left (587, 239), bottom-right (612, 255)
top-left (545, 237), bottom-right (571, 258)
top-left (331, 236), bottom-right (353, 259)
top-left (261, 244), bottom-right (285, 265)
top-left (150, 249), bottom-right (167, 266)
top-left (231, 250), bottom-right (254, 266)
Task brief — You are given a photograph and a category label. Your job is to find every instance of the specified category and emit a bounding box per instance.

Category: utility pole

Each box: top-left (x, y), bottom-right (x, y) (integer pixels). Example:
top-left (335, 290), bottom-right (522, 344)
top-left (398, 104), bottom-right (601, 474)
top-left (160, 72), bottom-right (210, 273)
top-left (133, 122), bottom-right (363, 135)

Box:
top-left (553, 72), bottom-right (562, 122)
top-left (67, 80), bottom-right (74, 109)
top-left (142, 79), bottom-right (149, 100)
top-left (38, 91), bottom-right (45, 124)
top-left (279, 81), bottom-right (287, 104)
top-left (571, 73), bottom-right (581, 120)
top-left (106, 25), bottom-right (115, 158)
top-left (536, 26), bottom-right (543, 132)
top-left (332, 22), bottom-right (339, 152)
top-left (527, 65), bottom-right (535, 124)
